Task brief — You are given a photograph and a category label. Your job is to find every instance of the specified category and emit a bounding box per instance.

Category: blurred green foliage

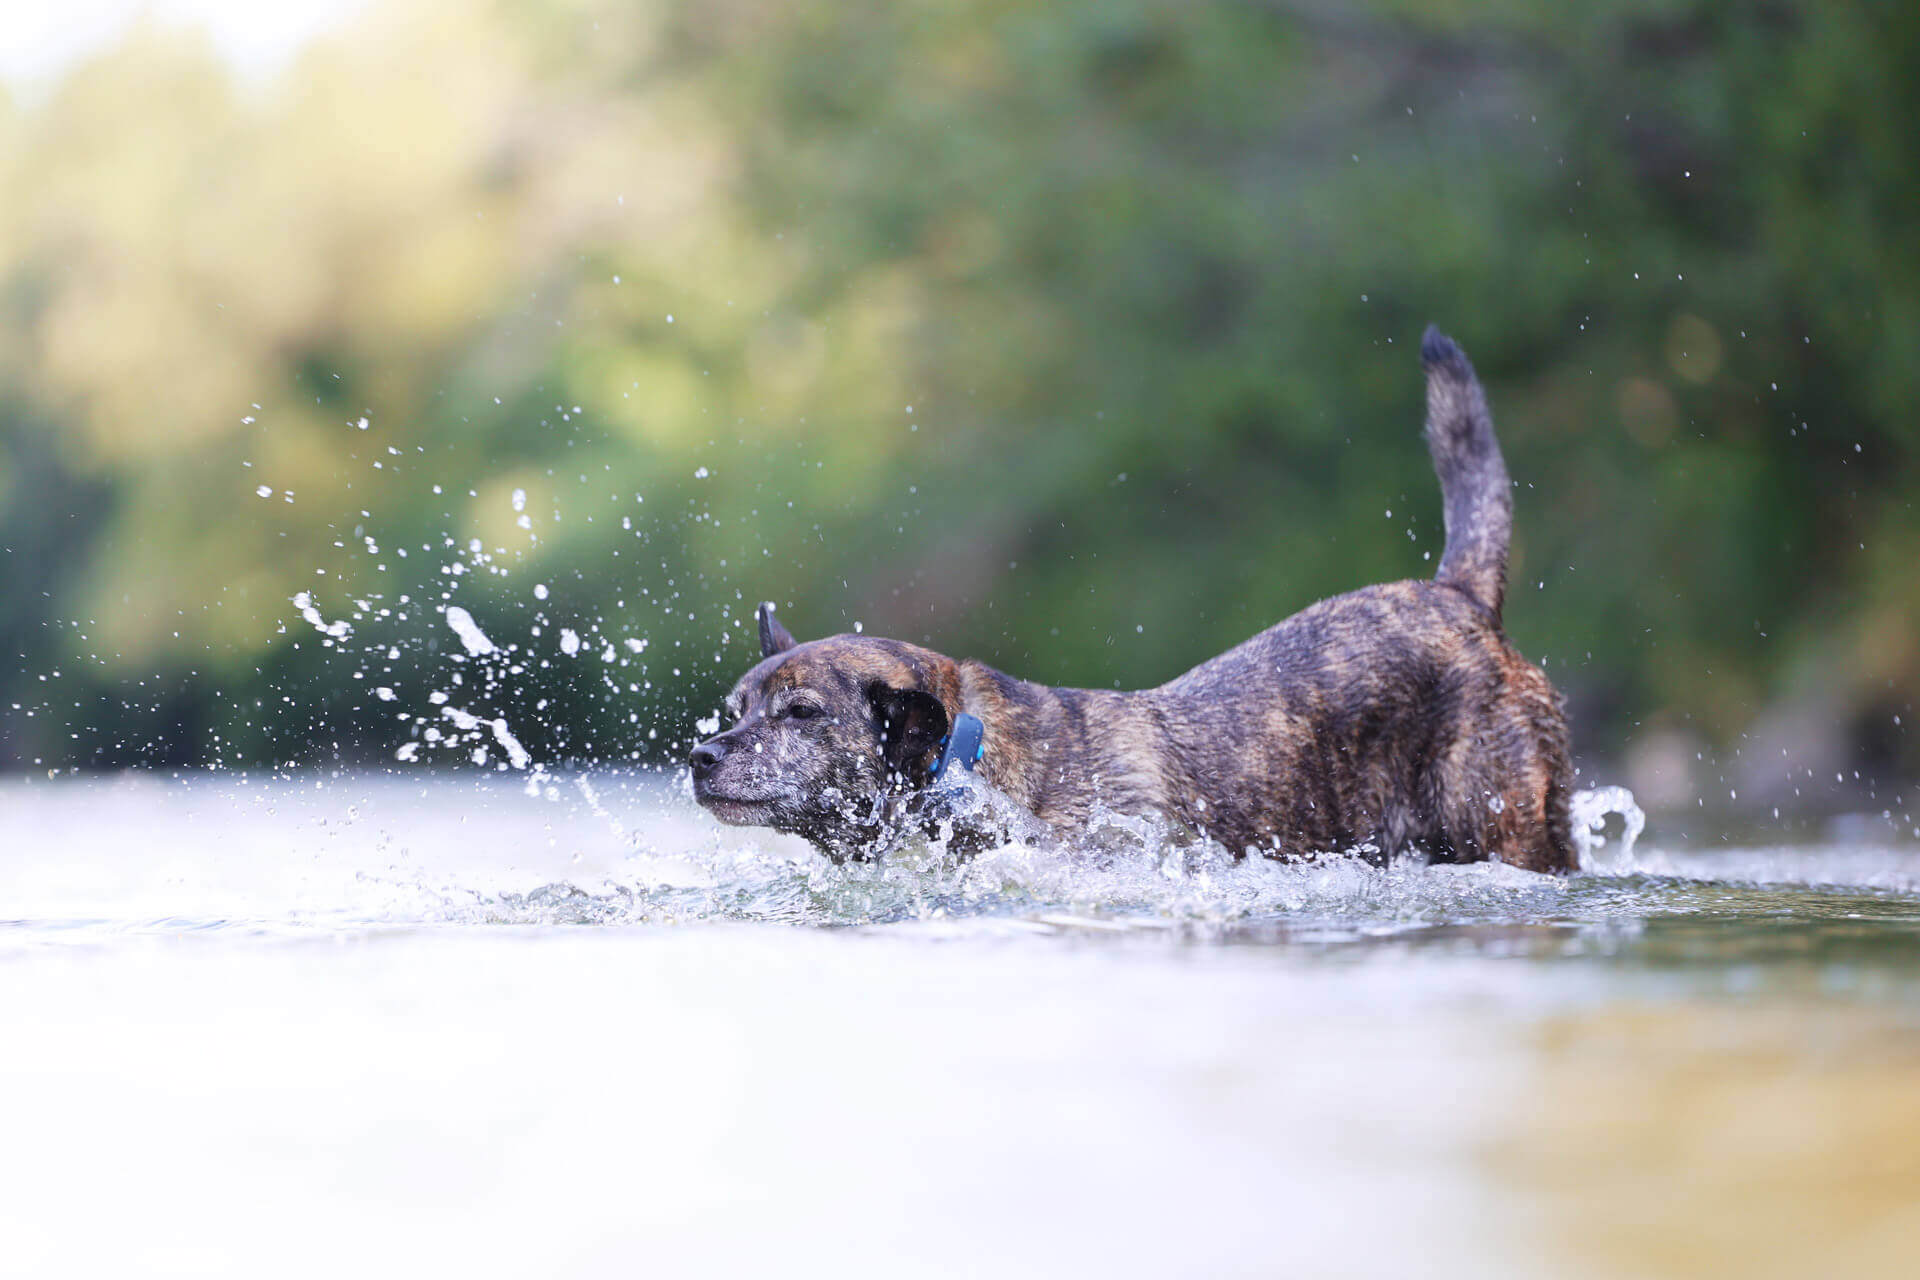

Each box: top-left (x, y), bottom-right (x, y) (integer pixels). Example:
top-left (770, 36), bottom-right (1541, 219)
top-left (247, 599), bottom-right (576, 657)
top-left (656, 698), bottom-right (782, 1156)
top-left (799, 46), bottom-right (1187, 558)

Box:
top-left (1, 0), bottom-right (1915, 787)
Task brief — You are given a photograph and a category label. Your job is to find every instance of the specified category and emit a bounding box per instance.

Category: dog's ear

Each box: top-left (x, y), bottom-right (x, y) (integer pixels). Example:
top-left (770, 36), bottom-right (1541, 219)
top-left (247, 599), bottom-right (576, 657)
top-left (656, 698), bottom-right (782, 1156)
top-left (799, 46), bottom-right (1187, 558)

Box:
top-left (757, 602), bottom-right (797, 658)
top-left (868, 683), bottom-right (950, 778)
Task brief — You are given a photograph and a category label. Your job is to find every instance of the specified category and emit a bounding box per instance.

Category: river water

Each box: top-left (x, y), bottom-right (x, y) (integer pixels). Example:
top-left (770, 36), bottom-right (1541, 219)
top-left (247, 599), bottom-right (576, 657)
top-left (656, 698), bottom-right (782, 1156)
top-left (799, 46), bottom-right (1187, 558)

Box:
top-left (4, 772), bottom-right (1917, 1277)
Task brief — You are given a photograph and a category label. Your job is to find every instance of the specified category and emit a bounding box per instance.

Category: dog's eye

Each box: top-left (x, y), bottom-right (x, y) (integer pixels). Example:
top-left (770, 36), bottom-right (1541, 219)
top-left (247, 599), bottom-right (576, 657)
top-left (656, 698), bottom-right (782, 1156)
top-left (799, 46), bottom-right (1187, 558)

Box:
top-left (786, 703), bottom-right (821, 721)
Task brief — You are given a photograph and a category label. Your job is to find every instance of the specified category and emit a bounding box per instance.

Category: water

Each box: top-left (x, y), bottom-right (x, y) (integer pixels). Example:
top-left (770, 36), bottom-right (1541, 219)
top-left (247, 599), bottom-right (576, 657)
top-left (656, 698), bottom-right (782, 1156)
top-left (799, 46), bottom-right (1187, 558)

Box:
top-left (4, 774), bottom-right (1918, 1277)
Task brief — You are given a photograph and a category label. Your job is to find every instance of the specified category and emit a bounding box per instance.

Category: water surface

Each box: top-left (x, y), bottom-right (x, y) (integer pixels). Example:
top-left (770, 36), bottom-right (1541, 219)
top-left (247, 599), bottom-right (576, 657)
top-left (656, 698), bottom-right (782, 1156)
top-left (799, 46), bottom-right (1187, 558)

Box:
top-left (4, 774), bottom-right (1917, 1277)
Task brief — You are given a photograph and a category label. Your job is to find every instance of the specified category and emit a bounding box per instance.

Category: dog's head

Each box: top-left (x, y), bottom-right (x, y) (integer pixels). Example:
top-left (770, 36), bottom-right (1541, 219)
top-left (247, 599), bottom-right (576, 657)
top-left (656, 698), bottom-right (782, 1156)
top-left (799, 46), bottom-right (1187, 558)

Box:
top-left (688, 604), bottom-right (957, 857)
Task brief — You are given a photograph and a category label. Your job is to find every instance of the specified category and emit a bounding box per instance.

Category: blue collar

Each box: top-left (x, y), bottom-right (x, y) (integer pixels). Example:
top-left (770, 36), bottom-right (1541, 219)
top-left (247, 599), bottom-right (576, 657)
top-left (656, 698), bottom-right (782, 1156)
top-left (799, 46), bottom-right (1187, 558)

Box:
top-left (929, 713), bottom-right (986, 786)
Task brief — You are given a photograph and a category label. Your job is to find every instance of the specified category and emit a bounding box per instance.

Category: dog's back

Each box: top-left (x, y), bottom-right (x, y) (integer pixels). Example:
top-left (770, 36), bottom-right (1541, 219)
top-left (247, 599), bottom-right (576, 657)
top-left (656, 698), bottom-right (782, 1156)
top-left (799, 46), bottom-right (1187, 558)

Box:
top-left (1139, 329), bottom-right (1574, 869)
top-left (1146, 579), bottom-right (1572, 868)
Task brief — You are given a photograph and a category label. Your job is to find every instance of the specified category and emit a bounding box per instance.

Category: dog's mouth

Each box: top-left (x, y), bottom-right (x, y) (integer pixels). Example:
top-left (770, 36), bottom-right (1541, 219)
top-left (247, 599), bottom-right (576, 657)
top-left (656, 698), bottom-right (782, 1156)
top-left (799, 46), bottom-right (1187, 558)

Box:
top-left (692, 779), bottom-right (783, 824)
top-left (700, 797), bottom-right (778, 826)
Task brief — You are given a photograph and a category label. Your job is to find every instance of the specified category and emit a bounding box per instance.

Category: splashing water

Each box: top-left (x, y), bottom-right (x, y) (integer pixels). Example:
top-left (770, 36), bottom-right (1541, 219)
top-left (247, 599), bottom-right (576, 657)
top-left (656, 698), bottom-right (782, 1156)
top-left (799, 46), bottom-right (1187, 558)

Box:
top-left (1570, 784), bottom-right (1647, 869)
top-left (0, 770), bottom-right (1559, 933)
top-left (6, 771), bottom-right (1919, 949)
top-left (444, 605), bottom-right (495, 657)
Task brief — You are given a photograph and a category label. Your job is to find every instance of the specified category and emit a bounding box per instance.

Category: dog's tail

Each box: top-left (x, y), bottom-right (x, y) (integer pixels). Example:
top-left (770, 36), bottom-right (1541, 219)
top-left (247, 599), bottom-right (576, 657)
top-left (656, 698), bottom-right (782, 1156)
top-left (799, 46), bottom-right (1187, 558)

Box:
top-left (1421, 325), bottom-right (1512, 620)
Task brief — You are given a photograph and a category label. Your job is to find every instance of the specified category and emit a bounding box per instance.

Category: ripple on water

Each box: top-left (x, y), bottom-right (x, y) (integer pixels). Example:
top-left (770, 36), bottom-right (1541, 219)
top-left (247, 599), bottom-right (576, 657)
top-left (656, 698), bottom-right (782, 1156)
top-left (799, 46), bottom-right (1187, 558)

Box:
top-left (4, 778), bottom-right (1919, 979)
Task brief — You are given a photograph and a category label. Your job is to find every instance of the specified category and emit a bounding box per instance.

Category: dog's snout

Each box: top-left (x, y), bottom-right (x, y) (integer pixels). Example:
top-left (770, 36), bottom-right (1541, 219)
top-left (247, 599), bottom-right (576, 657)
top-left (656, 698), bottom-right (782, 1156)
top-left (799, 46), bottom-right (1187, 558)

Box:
top-left (689, 738), bottom-right (728, 778)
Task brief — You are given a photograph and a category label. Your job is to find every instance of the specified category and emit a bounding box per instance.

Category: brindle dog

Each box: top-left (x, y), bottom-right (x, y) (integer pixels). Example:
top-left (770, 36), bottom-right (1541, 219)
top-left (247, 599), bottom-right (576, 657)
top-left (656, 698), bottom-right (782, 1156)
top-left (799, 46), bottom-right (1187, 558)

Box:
top-left (690, 328), bottom-right (1576, 872)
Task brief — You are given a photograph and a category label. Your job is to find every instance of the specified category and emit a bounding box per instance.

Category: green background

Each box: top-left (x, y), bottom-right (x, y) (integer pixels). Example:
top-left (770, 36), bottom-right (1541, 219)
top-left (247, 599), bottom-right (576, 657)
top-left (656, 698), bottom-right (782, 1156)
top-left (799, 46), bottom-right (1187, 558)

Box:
top-left (2, 0), bottom-right (1914, 825)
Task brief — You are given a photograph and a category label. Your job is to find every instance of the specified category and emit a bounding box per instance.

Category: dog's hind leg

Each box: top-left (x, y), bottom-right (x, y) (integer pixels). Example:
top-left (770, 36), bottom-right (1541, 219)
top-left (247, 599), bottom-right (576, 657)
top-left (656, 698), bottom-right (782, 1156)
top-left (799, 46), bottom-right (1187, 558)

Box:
top-left (1430, 707), bottom-right (1577, 873)
top-left (1479, 778), bottom-right (1574, 873)
top-left (1456, 680), bottom-right (1578, 874)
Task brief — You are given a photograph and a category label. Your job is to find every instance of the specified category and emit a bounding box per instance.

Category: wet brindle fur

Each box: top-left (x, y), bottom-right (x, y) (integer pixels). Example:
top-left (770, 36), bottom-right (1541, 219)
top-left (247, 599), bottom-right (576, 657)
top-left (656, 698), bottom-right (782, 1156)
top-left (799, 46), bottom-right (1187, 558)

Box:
top-left (690, 328), bottom-right (1577, 872)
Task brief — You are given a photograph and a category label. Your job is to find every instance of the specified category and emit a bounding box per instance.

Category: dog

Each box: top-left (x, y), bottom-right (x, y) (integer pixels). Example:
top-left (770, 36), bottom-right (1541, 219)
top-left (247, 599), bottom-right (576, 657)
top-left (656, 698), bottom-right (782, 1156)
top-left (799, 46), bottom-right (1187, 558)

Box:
top-left (689, 328), bottom-right (1576, 872)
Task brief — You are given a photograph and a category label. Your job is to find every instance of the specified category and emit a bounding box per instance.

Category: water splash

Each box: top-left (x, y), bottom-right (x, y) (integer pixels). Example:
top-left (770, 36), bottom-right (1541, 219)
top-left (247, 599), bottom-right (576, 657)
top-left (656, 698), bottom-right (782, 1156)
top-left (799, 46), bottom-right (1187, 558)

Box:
top-left (11, 773), bottom-right (1920, 950)
top-left (1570, 785), bottom-right (1646, 869)
top-left (444, 605), bottom-right (496, 656)
top-left (438, 787), bottom-right (1584, 937)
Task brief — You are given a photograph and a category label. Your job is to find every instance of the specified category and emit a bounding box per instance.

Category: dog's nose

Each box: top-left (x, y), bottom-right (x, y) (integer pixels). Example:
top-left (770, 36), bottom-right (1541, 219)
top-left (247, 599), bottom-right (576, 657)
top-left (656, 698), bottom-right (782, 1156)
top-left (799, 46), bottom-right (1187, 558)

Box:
top-left (689, 739), bottom-right (728, 778)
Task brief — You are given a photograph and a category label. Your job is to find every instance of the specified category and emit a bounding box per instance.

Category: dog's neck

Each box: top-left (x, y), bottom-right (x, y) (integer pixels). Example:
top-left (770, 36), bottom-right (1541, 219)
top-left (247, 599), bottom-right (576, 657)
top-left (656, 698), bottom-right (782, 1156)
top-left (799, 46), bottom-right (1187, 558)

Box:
top-left (947, 659), bottom-right (1170, 831)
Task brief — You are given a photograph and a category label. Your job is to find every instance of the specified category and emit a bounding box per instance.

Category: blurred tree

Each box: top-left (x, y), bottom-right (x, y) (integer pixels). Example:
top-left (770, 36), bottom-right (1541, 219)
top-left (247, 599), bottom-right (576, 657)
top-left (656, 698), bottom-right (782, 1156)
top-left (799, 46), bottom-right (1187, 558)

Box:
top-left (0, 0), bottom-right (1914, 806)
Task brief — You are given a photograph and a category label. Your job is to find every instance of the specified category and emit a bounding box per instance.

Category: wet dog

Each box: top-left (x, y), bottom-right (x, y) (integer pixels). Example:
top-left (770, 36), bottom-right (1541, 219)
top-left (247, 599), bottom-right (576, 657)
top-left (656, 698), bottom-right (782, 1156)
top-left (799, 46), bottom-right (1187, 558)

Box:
top-left (690, 328), bottom-right (1576, 872)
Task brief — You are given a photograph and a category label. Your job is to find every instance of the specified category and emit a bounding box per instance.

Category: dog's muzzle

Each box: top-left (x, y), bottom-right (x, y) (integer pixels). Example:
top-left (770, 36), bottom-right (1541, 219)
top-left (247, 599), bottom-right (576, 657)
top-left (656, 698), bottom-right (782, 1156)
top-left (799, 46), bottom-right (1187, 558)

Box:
top-left (689, 737), bottom-right (728, 783)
